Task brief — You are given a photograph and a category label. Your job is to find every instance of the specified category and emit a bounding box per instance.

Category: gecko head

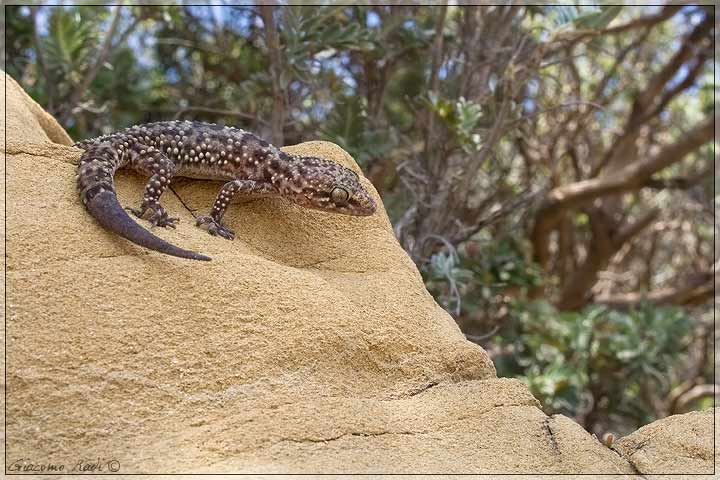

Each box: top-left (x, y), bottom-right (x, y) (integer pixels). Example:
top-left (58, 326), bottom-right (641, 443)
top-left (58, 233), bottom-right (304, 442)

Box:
top-left (282, 156), bottom-right (377, 216)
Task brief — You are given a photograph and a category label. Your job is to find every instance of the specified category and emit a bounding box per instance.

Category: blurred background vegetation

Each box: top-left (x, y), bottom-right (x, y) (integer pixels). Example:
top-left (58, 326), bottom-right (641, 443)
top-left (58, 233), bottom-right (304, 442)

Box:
top-left (5, 3), bottom-right (716, 438)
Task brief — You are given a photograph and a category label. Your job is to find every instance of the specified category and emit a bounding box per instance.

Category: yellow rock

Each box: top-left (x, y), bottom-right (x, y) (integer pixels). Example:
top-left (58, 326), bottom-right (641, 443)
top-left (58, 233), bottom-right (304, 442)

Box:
top-left (3, 70), bottom-right (645, 474)
top-left (614, 408), bottom-right (718, 475)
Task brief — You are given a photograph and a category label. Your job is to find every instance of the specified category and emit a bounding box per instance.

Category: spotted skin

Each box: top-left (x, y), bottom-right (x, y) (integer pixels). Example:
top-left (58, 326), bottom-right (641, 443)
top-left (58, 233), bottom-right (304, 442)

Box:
top-left (75, 120), bottom-right (377, 261)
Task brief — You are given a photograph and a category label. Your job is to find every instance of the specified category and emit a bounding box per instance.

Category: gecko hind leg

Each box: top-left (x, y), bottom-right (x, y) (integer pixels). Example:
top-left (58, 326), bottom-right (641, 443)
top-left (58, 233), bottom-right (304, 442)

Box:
top-left (127, 147), bottom-right (180, 228)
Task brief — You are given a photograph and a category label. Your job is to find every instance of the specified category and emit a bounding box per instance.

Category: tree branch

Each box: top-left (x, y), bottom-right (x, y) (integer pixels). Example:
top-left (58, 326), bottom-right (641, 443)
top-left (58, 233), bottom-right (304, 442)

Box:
top-left (635, 15), bottom-right (712, 114)
top-left (673, 384), bottom-right (718, 412)
top-left (613, 208), bottom-right (660, 247)
top-left (111, 14), bottom-right (143, 51)
top-left (563, 115), bottom-right (711, 202)
top-left (173, 106), bottom-right (267, 126)
top-left (531, 115), bottom-right (715, 268)
top-left (60, 2), bottom-right (125, 125)
top-left (555, 208), bottom-right (660, 310)
top-left (424, 1), bottom-right (448, 173)
top-left (644, 168), bottom-right (712, 190)
top-left (429, 3), bottom-right (448, 96)
top-left (595, 271), bottom-right (717, 309)
top-left (547, 5), bottom-right (682, 55)
top-left (590, 14), bottom-right (712, 178)
top-left (259, 2), bottom-right (285, 145)
top-left (601, 5), bottom-right (682, 35)
top-left (30, 5), bottom-right (57, 111)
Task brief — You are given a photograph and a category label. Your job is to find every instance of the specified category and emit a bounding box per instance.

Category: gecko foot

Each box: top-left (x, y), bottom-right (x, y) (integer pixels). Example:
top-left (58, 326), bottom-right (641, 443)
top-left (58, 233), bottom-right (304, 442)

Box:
top-left (127, 205), bottom-right (179, 229)
top-left (196, 215), bottom-right (235, 240)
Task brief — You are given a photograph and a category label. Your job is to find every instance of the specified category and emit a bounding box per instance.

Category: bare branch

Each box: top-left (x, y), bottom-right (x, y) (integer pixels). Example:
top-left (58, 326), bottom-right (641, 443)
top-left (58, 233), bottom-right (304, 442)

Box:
top-left (555, 208), bottom-right (660, 310)
top-left (61, 3), bottom-right (125, 125)
top-left (614, 208), bottom-right (661, 247)
top-left (635, 15), bottom-right (712, 114)
top-left (456, 187), bottom-right (547, 242)
top-left (429, 3), bottom-right (448, 97)
top-left (532, 115), bottom-right (715, 268)
top-left (601, 5), bottom-right (682, 35)
top-left (591, 28), bottom-right (652, 104)
top-left (173, 106), bottom-right (267, 126)
top-left (111, 14), bottom-right (143, 51)
top-left (644, 168), bottom-right (712, 190)
top-left (544, 116), bottom-right (713, 211)
top-left (547, 5), bottom-right (682, 55)
top-left (643, 46), bottom-right (711, 121)
top-left (424, 1), bottom-right (448, 168)
top-left (591, 14), bottom-right (713, 178)
top-left (259, 2), bottom-right (285, 145)
top-left (465, 324), bottom-right (500, 343)
top-left (673, 384), bottom-right (718, 412)
top-left (595, 271), bottom-right (717, 309)
top-left (30, 5), bottom-right (56, 111)
top-left (503, 101), bottom-right (606, 128)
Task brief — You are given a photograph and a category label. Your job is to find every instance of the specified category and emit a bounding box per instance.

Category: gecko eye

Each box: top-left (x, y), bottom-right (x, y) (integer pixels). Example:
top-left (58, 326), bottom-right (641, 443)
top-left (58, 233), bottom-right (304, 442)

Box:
top-left (330, 187), bottom-right (349, 204)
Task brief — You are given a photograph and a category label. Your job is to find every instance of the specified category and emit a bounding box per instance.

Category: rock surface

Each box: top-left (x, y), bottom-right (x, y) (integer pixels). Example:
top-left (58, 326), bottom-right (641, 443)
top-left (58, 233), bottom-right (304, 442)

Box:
top-left (1, 70), bottom-right (710, 475)
top-left (614, 408), bottom-right (717, 475)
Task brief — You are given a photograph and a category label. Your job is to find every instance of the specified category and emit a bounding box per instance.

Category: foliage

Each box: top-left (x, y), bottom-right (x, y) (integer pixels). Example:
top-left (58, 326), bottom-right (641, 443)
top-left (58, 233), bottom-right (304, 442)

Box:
top-left (495, 302), bottom-right (691, 434)
top-left (530, 5), bottom-right (623, 30)
top-left (5, 6), bottom-right (35, 81)
top-left (422, 235), bottom-right (542, 320)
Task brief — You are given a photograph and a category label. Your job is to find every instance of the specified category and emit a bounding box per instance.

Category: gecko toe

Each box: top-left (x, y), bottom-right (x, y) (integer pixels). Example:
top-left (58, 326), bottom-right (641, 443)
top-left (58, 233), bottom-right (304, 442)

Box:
top-left (127, 204), bottom-right (178, 229)
top-left (154, 215), bottom-right (180, 228)
top-left (217, 227), bottom-right (235, 240)
top-left (126, 206), bottom-right (145, 219)
top-left (196, 215), bottom-right (235, 240)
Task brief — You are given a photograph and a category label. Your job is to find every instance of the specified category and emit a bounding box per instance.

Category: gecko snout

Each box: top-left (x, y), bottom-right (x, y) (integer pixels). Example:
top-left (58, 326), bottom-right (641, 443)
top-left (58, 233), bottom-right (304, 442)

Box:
top-left (351, 190), bottom-right (377, 216)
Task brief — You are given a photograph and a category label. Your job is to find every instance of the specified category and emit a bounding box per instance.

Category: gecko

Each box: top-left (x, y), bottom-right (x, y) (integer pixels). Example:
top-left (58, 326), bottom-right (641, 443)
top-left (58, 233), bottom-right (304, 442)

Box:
top-left (75, 120), bottom-right (377, 261)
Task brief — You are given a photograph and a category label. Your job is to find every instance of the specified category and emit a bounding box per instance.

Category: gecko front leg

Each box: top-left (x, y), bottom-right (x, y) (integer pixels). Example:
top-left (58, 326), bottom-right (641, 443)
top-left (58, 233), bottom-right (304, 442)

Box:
top-left (127, 147), bottom-right (179, 228)
top-left (196, 179), bottom-right (276, 240)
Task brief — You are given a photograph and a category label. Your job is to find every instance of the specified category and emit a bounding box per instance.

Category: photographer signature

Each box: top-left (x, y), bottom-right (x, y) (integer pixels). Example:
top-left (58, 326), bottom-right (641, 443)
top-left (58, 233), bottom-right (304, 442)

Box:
top-left (8, 458), bottom-right (121, 473)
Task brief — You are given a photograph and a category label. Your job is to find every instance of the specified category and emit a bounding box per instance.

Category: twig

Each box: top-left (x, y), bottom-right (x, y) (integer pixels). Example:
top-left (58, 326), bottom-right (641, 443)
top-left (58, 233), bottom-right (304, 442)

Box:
top-left (532, 113), bottom-right (715, 259)
top-left (421, 234), bottom-right (459, 260)
top-left (595, 271), bottom-right (716, 309)
top-left (644, 168), bottom-right (712, 190)
top-left (154, 37), bottom-right (225, 56)
top-left (61, 2), bottom-right (125, 125)
top-left (173, 106), bottom-right (267, 126)
top-left (30, 5), bottom-right (56, 111)
top-left (503, 101), bottom-right (606, 128)
top-left (430, 2), bottom-right (447, 100)
top-left (591, 28), bottom-right (652, 104)
top-left (259, 2), bottom-right (285, 145)
top-left (457, 186), bottom-right (547, 242)
top-left (546, 5), bottom-right (681, 56)
top-left (425, 2), bottom-right (448, 163)
top-left (111, 15), bottom-right (143, 51)
top-left (465, 325), bottom-right (500, 343)
top-left (673, 384), bottom-right (718, 412)
top-left (591, 15), bottom-right (713, 178)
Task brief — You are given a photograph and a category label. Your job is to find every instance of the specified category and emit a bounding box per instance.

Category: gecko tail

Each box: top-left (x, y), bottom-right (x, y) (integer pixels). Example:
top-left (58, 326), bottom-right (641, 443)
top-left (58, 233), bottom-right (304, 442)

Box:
top-left (85, 188), bottom-right (211, 261)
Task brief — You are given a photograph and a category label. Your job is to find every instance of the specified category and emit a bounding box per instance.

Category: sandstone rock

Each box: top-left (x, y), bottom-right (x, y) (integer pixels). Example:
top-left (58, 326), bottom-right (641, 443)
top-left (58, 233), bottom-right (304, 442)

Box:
top-left (614, 408), bottom-right (717, 475)
top-left (0, 69), bottom-right (659, 474)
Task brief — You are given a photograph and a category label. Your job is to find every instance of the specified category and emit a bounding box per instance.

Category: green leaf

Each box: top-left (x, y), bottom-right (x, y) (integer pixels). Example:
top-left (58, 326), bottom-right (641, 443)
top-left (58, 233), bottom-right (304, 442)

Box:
top-left (543, 5), bottom-right (585, 27)
top-left (574, 6), bottom-right (623, 30)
